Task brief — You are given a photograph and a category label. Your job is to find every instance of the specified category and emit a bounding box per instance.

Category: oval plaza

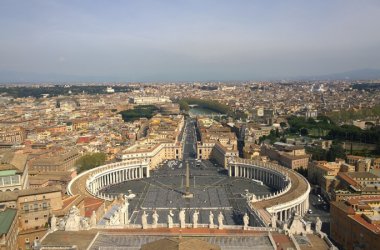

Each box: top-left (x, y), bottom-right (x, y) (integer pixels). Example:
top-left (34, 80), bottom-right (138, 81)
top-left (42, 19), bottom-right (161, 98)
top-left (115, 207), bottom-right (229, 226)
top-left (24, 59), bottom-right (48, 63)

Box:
top-left (68, 115), bottom-right (310, 228)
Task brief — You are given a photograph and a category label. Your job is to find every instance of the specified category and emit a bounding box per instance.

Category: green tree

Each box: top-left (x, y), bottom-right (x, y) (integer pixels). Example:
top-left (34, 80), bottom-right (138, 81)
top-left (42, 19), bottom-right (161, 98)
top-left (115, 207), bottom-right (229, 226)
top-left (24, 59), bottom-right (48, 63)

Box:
top-left (76, 152), bottom-right (107, 173)
top-left (326, 143), bottom-right (346, 161)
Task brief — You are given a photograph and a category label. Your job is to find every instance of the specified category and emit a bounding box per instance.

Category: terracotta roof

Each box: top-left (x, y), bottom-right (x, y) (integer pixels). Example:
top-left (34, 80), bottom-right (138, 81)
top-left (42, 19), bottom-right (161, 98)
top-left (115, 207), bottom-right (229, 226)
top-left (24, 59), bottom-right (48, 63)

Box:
top-left (83, 197), bottom-right (104, 217)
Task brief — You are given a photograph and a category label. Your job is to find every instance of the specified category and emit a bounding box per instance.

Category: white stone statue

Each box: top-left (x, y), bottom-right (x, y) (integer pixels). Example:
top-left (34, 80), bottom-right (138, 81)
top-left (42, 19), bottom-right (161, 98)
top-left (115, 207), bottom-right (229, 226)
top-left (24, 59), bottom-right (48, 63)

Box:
top-left (218, 212), bottom-right (224, 229)
top-left (315, 216), bottom-right (322, 233)
top-left (193, 210), bottom-right (199, 228)
top-left (141, 211), bottom-right (148, 229)
top-left (50, 215), bottom-right (57, 231)
top-left (152, 210), bottom-right (159, 228)
top-left (65, 206), bottom-right (81, 231)
top-left (58, 218), bottom-right (65, 230)
top-left (209, 211), bottom-right (214, 228)
top-left (109, 213), bottom-right (119, 225)
top-left (271, 214), bottom-right (277, 228)
top-left (90, 211), bottom-right (97, 228)
top-left (80, 218), bottom-right (89, 230)
top-left (243, 213), bottom-right (249, 229)
top-left (179, 209), bottom-right (186, 228)
top-left (123, 197), bottom-right (130, 225)
top-left (168, 210), bottom-right (174, 228)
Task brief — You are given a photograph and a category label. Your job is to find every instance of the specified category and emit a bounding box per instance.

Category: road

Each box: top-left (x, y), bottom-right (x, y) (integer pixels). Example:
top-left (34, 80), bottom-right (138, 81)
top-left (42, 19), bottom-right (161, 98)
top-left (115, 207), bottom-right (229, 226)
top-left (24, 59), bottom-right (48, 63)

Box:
top-left (182, 117), bottom-right (197, 162)
top-left (304, 190), bottom-right (331, 235)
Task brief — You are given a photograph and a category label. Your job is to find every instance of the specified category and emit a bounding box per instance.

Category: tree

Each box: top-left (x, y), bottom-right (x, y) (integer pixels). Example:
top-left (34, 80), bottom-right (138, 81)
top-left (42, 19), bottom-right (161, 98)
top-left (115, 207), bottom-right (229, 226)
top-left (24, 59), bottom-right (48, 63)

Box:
top-left (296, 167), bottom-right (308, 178)
top-left (280, 122), bottom-right (287, 129)
top-left (76, 152), bottom-right (107, 173)
top-left (326, 143), bottom-right (346, 161)
top-left (300, 128), bottom-right (309, 136)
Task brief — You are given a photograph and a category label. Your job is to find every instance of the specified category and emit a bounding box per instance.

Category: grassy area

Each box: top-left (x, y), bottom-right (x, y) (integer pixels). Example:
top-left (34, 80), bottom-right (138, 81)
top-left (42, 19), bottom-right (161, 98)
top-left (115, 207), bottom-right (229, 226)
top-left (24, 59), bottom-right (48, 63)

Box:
top-left (119, 105), bottom-right (158, 122)
top-left (177, 98), bottom-right (247, 120)
top-left (327, 105), bottom-right (380, 123)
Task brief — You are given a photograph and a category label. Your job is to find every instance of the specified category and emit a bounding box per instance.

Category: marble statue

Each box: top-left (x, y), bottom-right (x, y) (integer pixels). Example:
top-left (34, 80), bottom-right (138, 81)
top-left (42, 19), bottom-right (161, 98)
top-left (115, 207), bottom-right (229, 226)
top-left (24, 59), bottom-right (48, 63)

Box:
top-left (243, 213), bottom-right (249, 229)
top-left (271, 214), bottom-right (277, 228)
top-left (193, 210), bottom-right (199, 228)
top-left (218, 211), bottom-right (224, 229)
top-left (152, 210), bottom-right (159, 228)
top-left (167, 210), bottom-right (174, 228)
top-left (80, 217), bottom-right (89, 230)
top-left (315, 216), bottom-right (322, 233)
top-left (209, 211), bottom-right (214, 228)
top-left (65, 206), bottom-right (81, 231)
top-left (141, 211), bottom-right (148, 229)
top-left (123, 196), bottom-right (130, 225)
top-left (179, 209), bottom-right (186, 228)
top-left (109, 211), bottom-right (120, 225)
top-left (58, 218), bottom-right (65, 230)
top-left (90, 211), bottom-right (97, 228)
top-left (50, 215), bottom-right (57, 231)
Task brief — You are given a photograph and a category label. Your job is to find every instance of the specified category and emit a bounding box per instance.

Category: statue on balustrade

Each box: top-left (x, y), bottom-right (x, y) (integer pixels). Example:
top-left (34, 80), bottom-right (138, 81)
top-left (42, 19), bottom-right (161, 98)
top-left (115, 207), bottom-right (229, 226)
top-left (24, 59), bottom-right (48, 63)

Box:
top-left (141, 211), bottom-right (148, 229)
top-left (218, 211), bottom-right (224, 229)
top-left (315, 216), bottom-right (322, 233)
top-left (243, 213), bottom-right (249, 230)
top-left (50, 214), bottom-right (57, 231)
top-left (152, 210), bottom-right (159, 228)
top-left (209, 211), bottom-right (214, 228)
top-left (271, 214), bottom-right (277, 228)
top-left (64, 206), bottom-right (82, 231)
top-left (179, 208), bottom-right (186, 228)
top-left (167, 210), bottom-right (174, 228)
top-left (90, 211), bottom-right (97, 228)
top-left (193, 210), bottom-right (199, 228)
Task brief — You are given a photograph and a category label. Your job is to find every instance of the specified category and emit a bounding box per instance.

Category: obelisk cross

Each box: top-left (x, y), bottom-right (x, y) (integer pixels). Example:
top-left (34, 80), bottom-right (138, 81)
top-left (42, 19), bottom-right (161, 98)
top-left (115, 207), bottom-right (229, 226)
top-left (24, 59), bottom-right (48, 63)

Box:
top-left (183, 161), bottom-right (193, 198)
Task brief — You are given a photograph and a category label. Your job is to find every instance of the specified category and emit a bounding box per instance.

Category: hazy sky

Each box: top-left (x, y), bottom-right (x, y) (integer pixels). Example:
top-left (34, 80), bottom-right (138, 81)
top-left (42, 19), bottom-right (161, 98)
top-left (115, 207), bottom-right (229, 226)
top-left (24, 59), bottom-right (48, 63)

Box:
top-left (1, 0), bottom-right (380, 82)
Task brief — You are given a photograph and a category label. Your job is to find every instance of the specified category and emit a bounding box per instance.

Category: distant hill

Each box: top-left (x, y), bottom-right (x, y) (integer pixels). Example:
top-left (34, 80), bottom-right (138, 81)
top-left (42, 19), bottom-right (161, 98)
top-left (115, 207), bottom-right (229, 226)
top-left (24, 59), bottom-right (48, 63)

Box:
top-left (304, 69), bottom-right (380, 81)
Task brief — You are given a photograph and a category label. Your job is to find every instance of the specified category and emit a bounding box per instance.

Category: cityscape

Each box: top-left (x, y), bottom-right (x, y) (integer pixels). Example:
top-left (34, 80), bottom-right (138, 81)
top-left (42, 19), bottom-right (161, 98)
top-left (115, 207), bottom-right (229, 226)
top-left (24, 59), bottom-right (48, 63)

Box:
top-left (1, 1), bottom-right (380, 250)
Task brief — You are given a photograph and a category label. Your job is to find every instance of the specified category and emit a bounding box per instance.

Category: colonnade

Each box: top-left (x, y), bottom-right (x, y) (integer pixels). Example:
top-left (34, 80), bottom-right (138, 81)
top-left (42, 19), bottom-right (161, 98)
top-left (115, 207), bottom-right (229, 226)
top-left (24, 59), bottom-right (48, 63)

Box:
top-left (229, 164), bottom-right (288, 190)
top-left (79, 161), bottom-right (150, 200)
top-left (274, 198), bottom-right (309, 221)
top-left (88, 165), bottom-right (148, 194)
top-left (228, 158), bottom-right (310, 224)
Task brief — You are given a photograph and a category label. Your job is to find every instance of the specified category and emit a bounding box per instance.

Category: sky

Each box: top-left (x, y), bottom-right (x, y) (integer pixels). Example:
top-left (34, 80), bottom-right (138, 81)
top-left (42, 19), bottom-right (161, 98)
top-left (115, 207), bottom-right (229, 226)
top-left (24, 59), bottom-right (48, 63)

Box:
top-left (1, 0), bottom-right (380, 82)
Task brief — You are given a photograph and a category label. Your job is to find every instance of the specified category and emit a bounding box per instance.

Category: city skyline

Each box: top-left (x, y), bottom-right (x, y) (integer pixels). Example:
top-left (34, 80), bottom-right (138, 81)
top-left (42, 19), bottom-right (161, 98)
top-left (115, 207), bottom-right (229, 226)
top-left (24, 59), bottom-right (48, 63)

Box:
top-left (1, 1), bottom-right (380, 82)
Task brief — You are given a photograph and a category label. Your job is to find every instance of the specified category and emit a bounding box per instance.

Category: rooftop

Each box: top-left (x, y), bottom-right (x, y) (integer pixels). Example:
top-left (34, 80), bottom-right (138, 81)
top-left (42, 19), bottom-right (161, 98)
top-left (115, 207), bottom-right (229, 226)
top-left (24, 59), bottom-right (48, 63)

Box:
top-left (0, 208), bottom-right (17, 234)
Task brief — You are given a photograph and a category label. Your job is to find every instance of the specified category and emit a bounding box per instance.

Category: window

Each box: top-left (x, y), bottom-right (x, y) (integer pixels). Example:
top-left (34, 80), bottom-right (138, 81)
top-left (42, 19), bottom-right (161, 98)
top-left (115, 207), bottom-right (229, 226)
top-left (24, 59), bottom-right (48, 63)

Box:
top-left (24, 220), bottom-right (28, 223)
top-left (35, 217), bottom-right (38, 220)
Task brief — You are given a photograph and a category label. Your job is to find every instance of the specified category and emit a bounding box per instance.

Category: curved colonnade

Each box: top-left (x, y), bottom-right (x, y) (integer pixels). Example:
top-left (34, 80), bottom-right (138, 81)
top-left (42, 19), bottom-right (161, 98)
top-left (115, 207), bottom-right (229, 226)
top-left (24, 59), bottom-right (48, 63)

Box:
top-left (67, 160), bottom-right (149, 201)
top-left (68, 158), bottom-right (310, 227)
top-left (228, 158), bottom-right (310, 226)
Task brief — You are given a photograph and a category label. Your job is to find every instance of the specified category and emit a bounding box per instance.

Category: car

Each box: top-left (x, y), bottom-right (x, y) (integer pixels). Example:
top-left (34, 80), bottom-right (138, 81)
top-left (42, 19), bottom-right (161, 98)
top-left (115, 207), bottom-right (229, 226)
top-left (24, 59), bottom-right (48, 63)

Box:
top-left (307, 209), bottom-right (313, 214)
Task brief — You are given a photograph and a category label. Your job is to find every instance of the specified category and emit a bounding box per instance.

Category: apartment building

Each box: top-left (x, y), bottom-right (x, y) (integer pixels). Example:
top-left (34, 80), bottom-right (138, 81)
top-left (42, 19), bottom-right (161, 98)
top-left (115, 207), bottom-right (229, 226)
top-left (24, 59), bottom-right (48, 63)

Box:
top-left (0, 206), bottom-right (18, 250)
top-left (117, 115), bottom-right (184, 169)
top-left (0, 127), bottom-right (26, 144)
top-left (330, 196), bottom-right (380, 250)
top-left (261, 142), bottom-right (310, 170)
top-left (0, 150), bottom-right (29, 192)
top-left (196, 117), bottom-right (239, 168)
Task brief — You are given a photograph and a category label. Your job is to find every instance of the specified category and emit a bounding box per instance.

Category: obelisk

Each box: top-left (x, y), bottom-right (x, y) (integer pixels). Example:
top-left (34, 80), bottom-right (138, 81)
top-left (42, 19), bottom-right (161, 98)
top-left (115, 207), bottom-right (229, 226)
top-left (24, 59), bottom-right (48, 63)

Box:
top-left (183, 161), bottom-right (193, 198)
